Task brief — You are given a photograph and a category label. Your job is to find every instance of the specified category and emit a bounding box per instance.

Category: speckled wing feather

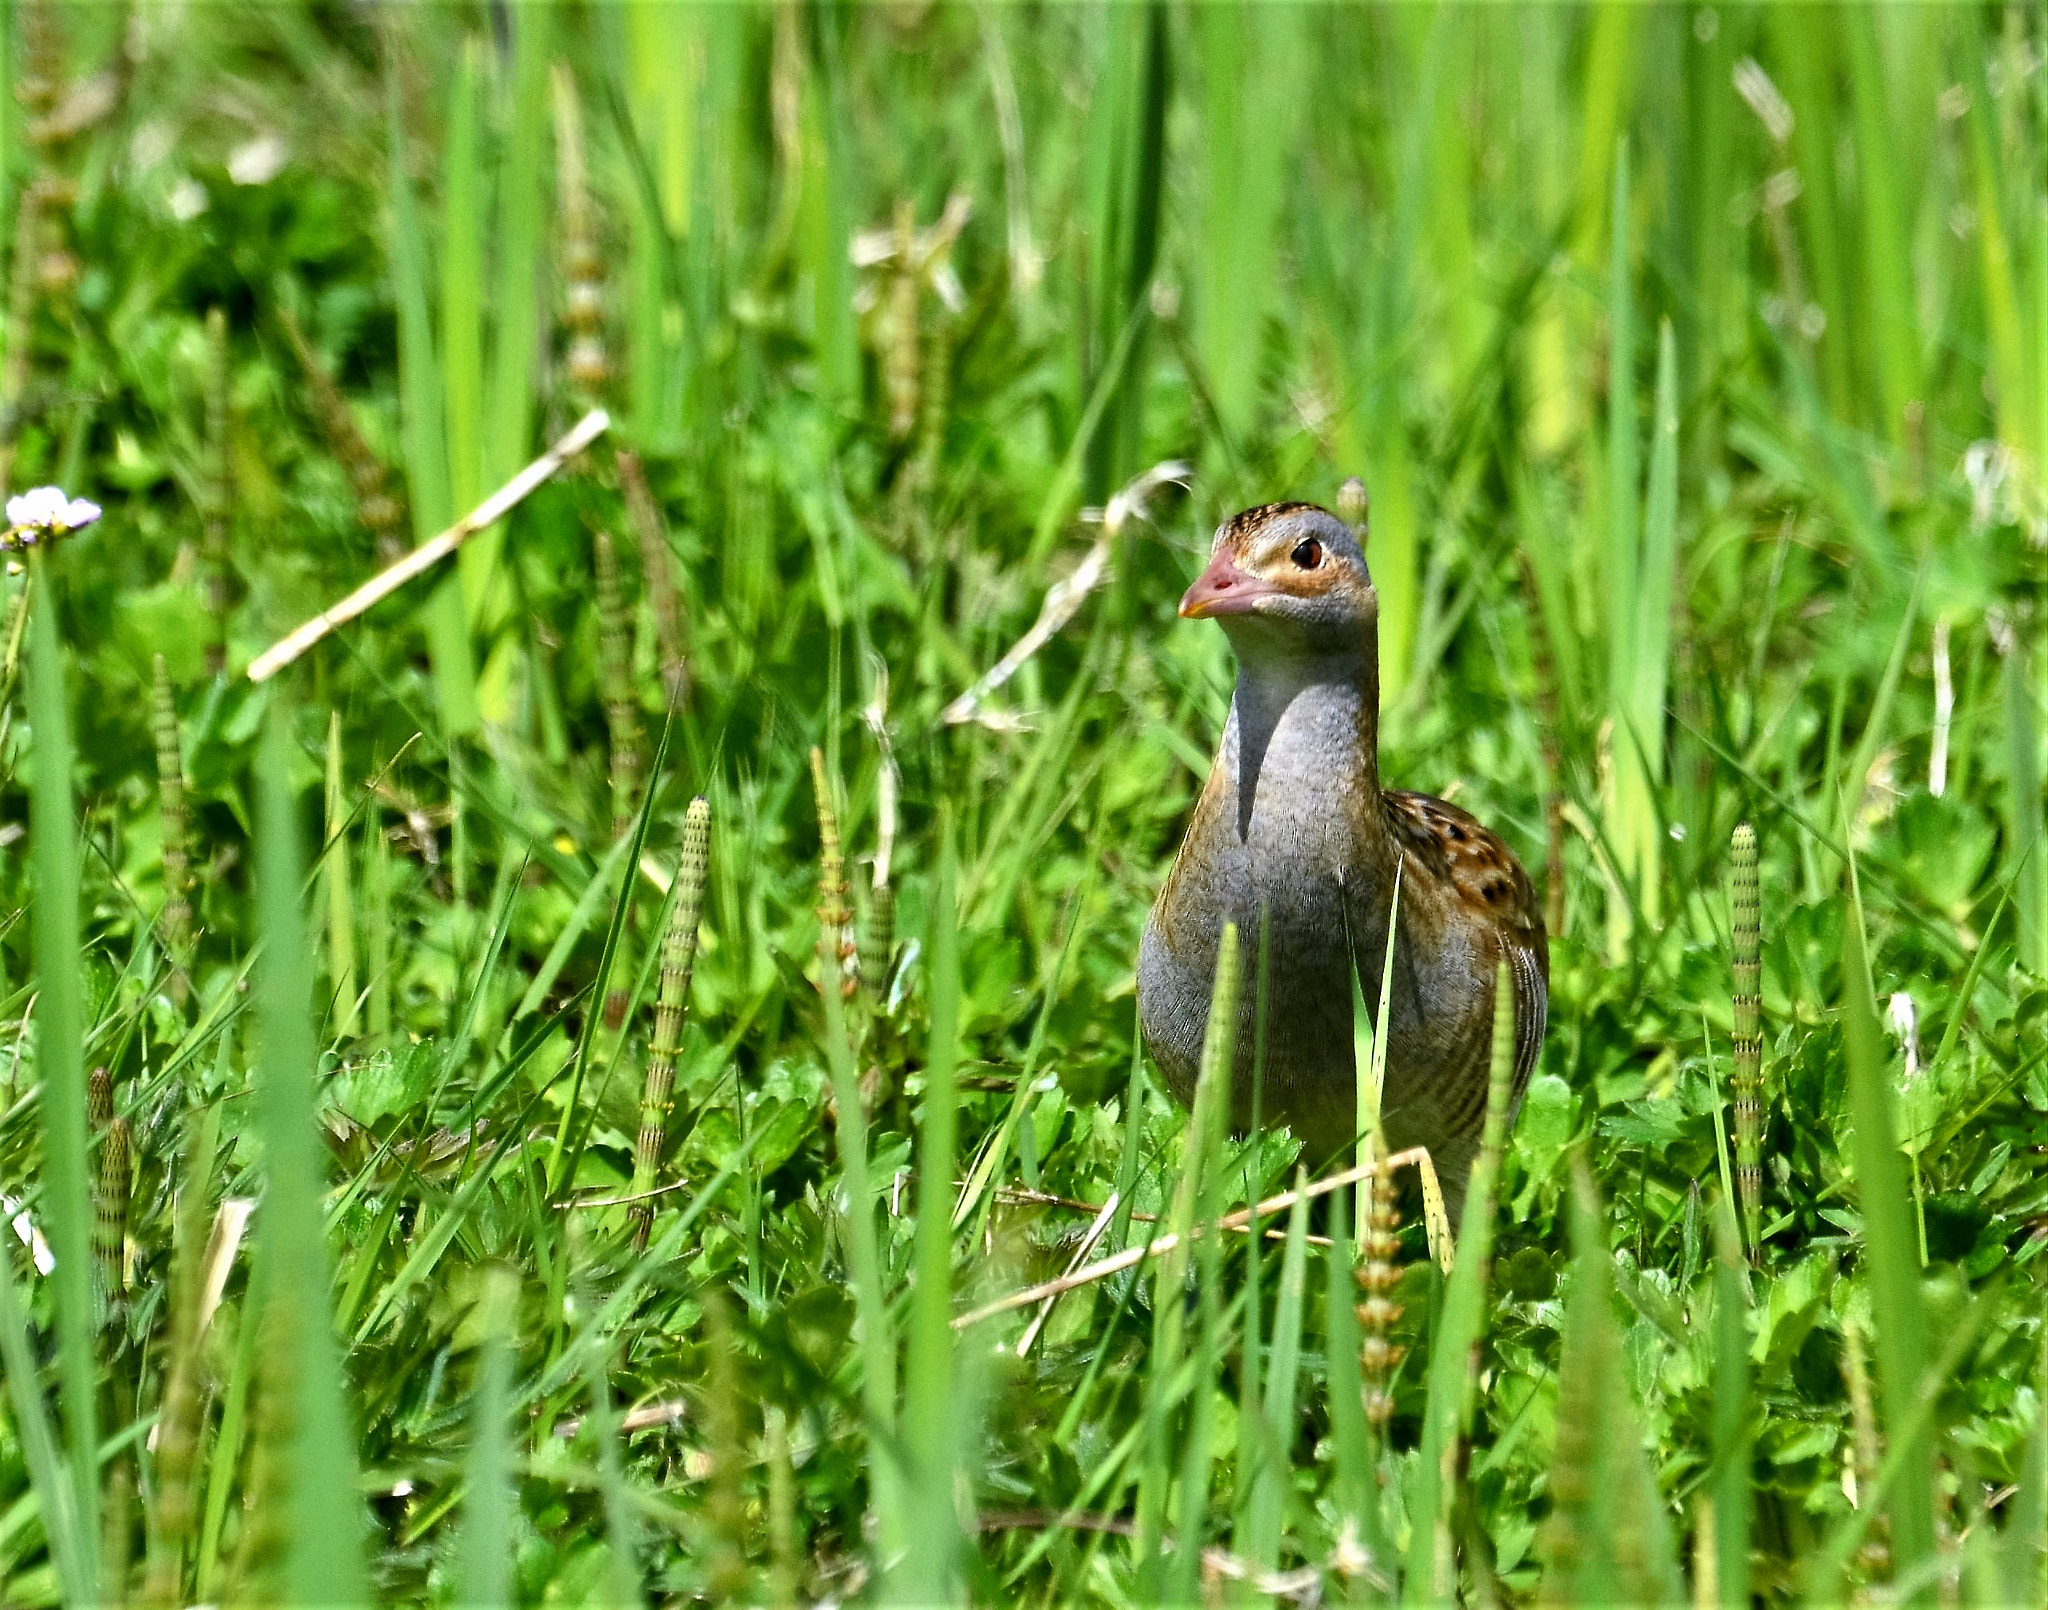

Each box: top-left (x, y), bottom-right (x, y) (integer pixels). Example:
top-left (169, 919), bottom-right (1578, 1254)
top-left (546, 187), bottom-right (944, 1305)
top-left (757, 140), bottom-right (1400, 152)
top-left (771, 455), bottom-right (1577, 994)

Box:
top-left (1381, 789), bottom-right (1549, 1099)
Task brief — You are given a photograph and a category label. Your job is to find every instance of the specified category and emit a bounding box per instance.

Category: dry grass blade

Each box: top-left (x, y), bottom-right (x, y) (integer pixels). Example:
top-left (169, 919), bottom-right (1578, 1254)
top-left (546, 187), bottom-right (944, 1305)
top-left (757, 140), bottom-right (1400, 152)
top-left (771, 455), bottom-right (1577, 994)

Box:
top-left (1012, 1189), bottom-right (1120, 1358)
top-left (954, 1148), bottom-right (1432, 1330)
top-left (247, 408), bottom-right (609, 681)
top-left (942, 459), bottom-right (1187, 726)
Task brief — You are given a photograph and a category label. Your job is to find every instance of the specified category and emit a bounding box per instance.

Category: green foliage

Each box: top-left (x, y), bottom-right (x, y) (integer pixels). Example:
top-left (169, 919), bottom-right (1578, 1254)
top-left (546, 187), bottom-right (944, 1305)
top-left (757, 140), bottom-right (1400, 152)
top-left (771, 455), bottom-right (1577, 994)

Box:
top-left (0, 6), bottom-right (2044, 1606)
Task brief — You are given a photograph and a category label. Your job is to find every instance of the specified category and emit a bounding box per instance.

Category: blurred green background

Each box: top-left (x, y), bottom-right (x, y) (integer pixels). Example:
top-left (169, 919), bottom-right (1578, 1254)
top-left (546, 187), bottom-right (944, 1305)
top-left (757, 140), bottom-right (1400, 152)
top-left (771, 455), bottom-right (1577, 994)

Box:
top-left (0, 2), bottom-right (2043, 1604)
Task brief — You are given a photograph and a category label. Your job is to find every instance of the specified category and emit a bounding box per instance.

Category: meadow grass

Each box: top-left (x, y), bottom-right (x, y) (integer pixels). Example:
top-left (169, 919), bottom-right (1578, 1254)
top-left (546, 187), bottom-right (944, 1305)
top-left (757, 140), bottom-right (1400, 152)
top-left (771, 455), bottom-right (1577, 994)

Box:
top-left (0, 3), bottom-right (2044, 1605)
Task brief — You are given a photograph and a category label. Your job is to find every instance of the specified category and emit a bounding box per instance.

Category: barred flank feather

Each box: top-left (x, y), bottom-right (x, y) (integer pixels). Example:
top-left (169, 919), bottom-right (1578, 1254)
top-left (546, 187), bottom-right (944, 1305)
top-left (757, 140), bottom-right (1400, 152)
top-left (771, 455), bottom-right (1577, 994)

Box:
top-left (152, 655), bottom-right (192, 1007)
top-left (629, 796), bottom-right (710, 1250)
top-left (1729, 823), bottom-right (1764, 1255)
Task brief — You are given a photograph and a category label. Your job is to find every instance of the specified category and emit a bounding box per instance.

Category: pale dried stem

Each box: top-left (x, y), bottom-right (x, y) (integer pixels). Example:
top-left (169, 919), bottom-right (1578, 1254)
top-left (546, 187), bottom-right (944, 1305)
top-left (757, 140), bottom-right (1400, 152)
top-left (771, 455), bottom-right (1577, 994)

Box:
top-left (247, 409), bottom-right (609, 681)
top-left (954, 1146), bottom-right (1432, 1330)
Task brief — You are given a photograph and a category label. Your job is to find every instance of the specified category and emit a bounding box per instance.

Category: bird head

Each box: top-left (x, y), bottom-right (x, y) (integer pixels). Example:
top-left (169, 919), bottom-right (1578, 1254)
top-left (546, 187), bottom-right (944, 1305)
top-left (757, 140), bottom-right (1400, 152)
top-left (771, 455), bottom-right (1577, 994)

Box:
top-left (1179, 502), bottom-right (1376, 658)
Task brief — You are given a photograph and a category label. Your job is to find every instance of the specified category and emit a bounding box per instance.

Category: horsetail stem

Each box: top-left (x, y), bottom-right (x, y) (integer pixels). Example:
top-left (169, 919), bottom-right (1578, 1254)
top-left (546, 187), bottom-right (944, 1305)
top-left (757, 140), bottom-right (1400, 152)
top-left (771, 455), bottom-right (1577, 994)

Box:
top-left (152, 654), bottom-right (192, 1007)
top-left (0, 0), bottom-right (73, 497)
top-left (629, 796), bottom-right (709, 1251)
top-left (1480, 958), bottom-right (1518, 1190)
top-left (0, 573), bottom-right (30, 701)
top-left (1356, 1174), bottom-right (1405, 1429)
top-left (89, 1068), bottom-right (127, 1319)
top-left (89, 1059), bottom-right (132, 1606)
top-left (616, 448), bottom-right (689, 706)
top-left (766, 1406), bottom-right (799, 1608)
top-left (914, 287), bottom-right (954, 488)
top-left (1730, 822), bottom-right (1764, 1256)
top-left (225, 1298), bottom-right (294, 1596)
top-left (809, 746), bottom-right (853, 973)
top-left (553, 63), bottom-right (608, 405)
top-left (859, 882), bottom-right (895, 1012)
top-left (592, 528), bottom-right (640, 844)
top-left (325, 712), bottom-right (358, 1037)
top-left (883, 199), bottom-right (921, 441)
top-left (202, 307), bottom-right (233, 673)
top-left (1520, 549), bottom-right (1569, 937)
top-left (0, 183), bottom-right (42, 496)
top-left (1842, 1314), bottom-right (1890, 1582)
top-left (141, 1109), bottom-right (218, 1608)
top-left (699, 1285), bottom-right (750, 1600)
top-left (277, 303), bottom-right (407, 563)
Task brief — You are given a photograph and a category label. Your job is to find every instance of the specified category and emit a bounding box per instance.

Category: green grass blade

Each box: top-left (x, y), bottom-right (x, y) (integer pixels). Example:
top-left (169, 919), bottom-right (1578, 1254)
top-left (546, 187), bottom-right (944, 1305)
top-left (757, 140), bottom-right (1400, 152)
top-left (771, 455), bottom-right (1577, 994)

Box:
top-left (894, 814), bottom-right (962, 1606)
top-left (26, 550), bottom-right (97, 1601)
top-left (1136, 919), bottom-right (1238, 1599)
top-left (477, 0), bottom-right (550, 617)
top-left (1611, 312), bottom-right (1677, 933)
top-left (1246, 1170), bottom-right (1309, 1574)
top-left (1967, 78), bottom-right (2028, 455)
top-left (1837, 562), bottom-right (1925, 841)
top-left (0, 1227), bottom-right (86, 1603)
top-left (545, 713), bottom-right (673, 1194)
top-left (1841, 854), bottom-right (1936, 1576)
top-left (1168, 931), bottom-right (1237, 1606)
top-left (1322, 1188), bottom-right (1380, 1591)
top-left (1539, 1165), bottom-right (1680, 1604)
top-left (1711, 1188), bottom-right (1752, 1609)
top-left (1405, 960), bottom-right (1516, 1602)
top-left (572, 1269), bottom-right (642, 1610)
top-left (800, 31), bottom-right (857, 410)
top-left (254, 702), bottom-right (369, 1606)
top-left (453, 1265), bottom-right (518, 1610)
top-left (1193, 0), bottom-right (1303, 447)
top-left (1846, 9), bottom-right (1919, 450)
top-left (1605, 135), bottom-right (1638, 712)
top-left (386, 55), bottom-right (476, 734)
top-left (2002, 1335), bottom-right (2048, 1605)
top-left (809, 751), bottom-right (901, 1562)
top-left (324, 712), bottom-right (357, 1037)
top-left (442, 37), bottom-right (483, 516)
top-left (2004, 637), bottom-right (2048, 977)
top-left (1602, 133), bottom-right (1642, 952)
top-left (1770, 6), bottom-right (1854, 417)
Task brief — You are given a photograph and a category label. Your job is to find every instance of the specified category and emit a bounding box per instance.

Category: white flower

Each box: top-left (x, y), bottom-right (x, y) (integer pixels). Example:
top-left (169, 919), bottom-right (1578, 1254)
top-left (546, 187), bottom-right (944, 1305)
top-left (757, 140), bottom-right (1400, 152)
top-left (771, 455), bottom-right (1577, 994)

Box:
top-left (4, 486), bottom-right (101, 544)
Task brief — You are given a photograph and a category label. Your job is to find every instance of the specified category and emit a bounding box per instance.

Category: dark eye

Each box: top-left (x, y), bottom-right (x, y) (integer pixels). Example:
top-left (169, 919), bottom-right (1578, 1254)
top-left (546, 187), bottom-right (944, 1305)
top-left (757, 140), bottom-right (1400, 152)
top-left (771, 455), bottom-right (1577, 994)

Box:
top-left (1290, 538), bottom-right (1323, 570)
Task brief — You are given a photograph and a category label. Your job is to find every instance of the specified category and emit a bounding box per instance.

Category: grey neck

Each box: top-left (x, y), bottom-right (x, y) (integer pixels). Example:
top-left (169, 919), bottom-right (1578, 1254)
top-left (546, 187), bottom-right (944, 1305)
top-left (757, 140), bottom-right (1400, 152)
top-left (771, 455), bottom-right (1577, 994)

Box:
top-left (1228, 647), bottom-right (1381, 841)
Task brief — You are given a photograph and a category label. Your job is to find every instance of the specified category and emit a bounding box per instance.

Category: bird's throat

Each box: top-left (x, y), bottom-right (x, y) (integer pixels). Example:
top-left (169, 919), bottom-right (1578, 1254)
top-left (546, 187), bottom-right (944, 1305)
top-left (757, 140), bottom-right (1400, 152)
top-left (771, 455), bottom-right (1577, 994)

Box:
top-left (1228, 652), bottom-right (1382, 846)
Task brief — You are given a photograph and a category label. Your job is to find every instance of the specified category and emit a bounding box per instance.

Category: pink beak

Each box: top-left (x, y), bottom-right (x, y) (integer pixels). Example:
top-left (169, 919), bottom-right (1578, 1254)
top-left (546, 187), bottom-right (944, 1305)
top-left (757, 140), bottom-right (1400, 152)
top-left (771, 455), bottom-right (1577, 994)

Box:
top-left (1179, 552), bottom-right (1266, 619)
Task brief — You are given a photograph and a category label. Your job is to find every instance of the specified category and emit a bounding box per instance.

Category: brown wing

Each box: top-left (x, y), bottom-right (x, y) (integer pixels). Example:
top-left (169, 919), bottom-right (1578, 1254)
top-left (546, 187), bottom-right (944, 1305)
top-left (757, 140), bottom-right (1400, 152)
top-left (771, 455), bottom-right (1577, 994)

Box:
top-left (1381, 789), bottom-right (1549, 1099)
